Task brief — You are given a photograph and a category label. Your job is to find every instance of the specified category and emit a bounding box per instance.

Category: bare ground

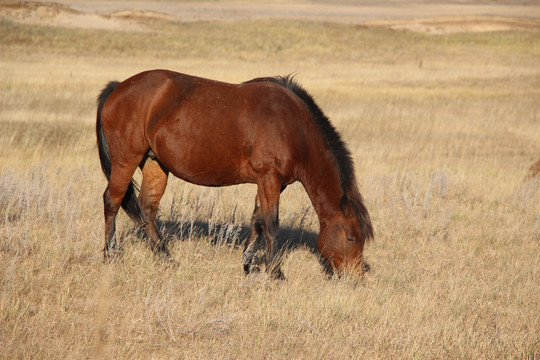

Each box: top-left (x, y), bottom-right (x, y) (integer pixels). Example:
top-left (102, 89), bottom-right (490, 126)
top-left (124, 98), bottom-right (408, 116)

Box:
top-left (1, 0), bottom-right (540, 34)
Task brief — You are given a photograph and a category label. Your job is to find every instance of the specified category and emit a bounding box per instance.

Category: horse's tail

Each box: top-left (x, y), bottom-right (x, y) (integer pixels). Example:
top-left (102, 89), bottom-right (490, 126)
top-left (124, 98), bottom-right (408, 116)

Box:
top-left (96, 81), bottom-right (144, 225)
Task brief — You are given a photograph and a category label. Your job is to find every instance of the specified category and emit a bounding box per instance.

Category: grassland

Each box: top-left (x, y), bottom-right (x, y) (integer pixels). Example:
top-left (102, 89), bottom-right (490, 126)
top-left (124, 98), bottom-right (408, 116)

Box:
top-left (1, 11), bottom-right (539, 359)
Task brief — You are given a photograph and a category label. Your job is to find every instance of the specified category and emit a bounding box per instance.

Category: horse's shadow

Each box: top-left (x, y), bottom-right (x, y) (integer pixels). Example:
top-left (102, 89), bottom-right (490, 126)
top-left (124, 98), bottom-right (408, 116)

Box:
top-left (129, 218), bottom-right (365, 275)
top-left (153, 218), bottom-right (319, 255)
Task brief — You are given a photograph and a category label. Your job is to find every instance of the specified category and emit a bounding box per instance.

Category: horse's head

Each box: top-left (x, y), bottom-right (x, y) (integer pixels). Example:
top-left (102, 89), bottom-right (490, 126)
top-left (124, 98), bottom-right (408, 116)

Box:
top-left (317, 196), bottom-right (373, 277)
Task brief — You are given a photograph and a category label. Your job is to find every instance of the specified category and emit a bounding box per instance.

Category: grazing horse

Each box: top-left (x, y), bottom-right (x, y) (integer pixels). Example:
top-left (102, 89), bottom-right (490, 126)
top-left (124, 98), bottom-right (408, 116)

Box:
top-left (96, 70), bottom-right (373, 279)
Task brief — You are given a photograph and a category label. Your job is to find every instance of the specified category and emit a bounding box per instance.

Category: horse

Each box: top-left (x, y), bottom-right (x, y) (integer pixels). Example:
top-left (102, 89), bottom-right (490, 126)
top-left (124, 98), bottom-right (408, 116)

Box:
top-left (96, 69), bottom-right (374, 279)
top-left (527, 159), bottom-right (540, 179)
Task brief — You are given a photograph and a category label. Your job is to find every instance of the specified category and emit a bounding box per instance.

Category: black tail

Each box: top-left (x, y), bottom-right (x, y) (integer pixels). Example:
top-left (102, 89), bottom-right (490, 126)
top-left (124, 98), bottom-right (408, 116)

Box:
top-left (96, 81), bottom-right (144, 225)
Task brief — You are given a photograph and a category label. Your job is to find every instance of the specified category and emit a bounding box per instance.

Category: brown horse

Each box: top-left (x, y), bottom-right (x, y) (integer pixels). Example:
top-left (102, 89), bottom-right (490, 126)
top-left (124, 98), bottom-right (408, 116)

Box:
top-left (527, 159), bottom-right (540, 179)
top-left (96, 70), bottom-right (373, 279)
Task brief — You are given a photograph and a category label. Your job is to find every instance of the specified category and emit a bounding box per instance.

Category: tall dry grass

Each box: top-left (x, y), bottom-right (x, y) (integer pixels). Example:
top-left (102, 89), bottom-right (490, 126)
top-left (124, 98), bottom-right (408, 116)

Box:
top-left (0, 13), bottom-right (539, 359)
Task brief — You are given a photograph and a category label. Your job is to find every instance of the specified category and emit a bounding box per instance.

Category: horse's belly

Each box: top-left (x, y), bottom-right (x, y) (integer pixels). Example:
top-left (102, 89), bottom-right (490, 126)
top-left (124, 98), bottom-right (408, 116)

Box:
top-left (169, 163), bottom-right (251, 187)
top-left (157, 142), bottom-right (255, 187)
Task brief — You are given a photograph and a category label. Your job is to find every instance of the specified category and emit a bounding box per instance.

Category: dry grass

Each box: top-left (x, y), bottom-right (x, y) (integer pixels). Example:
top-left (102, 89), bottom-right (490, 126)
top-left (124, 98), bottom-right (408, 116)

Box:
top-left (0, 12), bottom-right (539, 359)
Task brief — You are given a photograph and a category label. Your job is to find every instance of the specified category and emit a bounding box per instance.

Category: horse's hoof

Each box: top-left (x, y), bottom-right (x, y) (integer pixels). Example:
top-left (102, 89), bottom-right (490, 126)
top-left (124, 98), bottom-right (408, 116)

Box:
top-left (363, 261), bottom-right (371, 273)
top-left (243, 263), bottom-right (262, 275)
top-left (153, 241), bottom-right (171, 255)
top-left (103, 247), bottom-right (122, 262)
top-left (163, 257), bottom-right (179, 268)
top-left (154, 247), bottom-right (172, 261)
top-left (270, 268), bottom-right (286, 281)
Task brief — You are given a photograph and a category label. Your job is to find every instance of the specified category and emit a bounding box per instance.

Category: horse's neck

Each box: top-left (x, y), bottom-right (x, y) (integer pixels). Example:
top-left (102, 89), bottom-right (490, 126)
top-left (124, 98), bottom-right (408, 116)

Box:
top-left (300, 145), bottom-right (344, 224)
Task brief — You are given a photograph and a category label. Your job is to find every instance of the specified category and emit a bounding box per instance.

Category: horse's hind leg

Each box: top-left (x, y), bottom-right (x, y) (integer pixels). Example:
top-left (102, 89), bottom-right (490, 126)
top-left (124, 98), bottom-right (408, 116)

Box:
top-left (243, 194), bottom-right (265, 274)
top-left (103, 187), bottom-right (120, 259)
top-left (103, 163), bottom-right (141, 260)
top-left (138, 156), bottom-right (170, 257)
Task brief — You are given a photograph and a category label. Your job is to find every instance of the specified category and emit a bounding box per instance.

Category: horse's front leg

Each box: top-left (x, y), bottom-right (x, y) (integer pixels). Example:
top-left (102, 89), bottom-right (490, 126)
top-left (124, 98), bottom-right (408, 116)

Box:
top-left (242, 194), bottom-right (265, 274)
top-left (257, 173), bottom-right (285, 280)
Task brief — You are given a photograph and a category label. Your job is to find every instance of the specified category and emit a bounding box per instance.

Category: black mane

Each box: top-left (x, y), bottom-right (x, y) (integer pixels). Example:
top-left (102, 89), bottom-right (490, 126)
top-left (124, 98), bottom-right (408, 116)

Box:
top-left (246, 75), bottom-right (374, 240)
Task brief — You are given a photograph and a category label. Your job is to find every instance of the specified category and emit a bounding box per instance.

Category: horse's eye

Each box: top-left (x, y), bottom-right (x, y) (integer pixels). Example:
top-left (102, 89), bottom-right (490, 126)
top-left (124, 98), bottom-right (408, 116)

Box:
top-left (346, 236), bottom-right (354, 243)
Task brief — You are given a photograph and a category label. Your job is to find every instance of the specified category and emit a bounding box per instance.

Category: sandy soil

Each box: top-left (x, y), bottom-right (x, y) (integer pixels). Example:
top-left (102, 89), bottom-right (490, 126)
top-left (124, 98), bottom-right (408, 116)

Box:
top-left (1, 1), bottom-right (540, 34)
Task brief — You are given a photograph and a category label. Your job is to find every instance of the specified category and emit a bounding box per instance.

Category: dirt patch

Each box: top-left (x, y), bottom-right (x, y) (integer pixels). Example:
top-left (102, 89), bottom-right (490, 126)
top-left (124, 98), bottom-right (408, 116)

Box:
top-left (1, 1), bottom-right (540, 34)
top-left (0, 1), bottom-right (165, 31)
top-left (365, 15), bottom-right (540, 34)
top-left (109, 10), bottom-right (175, 22)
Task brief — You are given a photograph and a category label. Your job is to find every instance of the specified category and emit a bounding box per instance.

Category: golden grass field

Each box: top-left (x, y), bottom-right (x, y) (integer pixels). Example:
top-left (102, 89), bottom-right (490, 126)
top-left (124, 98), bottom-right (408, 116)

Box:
top-left (1, 1), bottom-right (539, 359)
